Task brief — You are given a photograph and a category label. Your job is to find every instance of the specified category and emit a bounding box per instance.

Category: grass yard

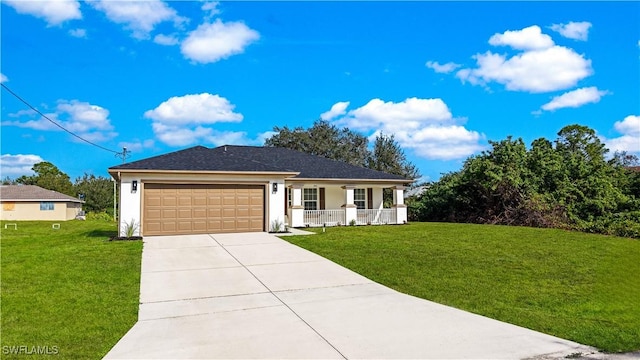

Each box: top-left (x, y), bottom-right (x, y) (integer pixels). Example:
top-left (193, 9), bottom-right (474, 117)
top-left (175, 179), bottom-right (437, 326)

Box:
top-left (1, 220), bottom-right (142, 359)
top-left (284, 222), bottom-right (640, 353)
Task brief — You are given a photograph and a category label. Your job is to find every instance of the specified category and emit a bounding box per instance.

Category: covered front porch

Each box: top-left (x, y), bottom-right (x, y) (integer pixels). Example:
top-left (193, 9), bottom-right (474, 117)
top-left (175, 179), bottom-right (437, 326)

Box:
top-left (285, 183), bottom-right (407, 228)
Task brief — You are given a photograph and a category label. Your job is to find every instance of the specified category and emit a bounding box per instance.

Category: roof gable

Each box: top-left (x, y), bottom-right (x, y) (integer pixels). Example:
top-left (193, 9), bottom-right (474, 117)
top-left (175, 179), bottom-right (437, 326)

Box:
top-left (110, 145), bottom-right (410, 181)
top-left (0, 185), bottom-right (83, 202)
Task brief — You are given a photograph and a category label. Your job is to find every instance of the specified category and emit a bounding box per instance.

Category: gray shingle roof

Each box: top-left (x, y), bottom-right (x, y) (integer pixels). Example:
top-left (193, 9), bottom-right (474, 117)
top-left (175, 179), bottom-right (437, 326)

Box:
top-left (0, 185), bottom-right (83, 203)
top-left (110, 145), bottom-right (410, 181)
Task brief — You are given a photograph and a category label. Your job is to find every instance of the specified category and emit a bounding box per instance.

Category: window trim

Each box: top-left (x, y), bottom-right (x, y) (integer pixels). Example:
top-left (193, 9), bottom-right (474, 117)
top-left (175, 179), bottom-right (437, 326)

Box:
top-left (40, 202), bottom-right (55, 211)
top-left (303, 188), bottom-right (318, 211)
top-left (354, 188), bottom-right (366, 209)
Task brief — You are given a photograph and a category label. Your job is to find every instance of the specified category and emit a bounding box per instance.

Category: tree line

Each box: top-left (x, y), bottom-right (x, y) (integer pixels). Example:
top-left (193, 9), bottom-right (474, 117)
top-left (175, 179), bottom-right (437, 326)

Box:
top-left (408, 124), bottom-right (640, 238)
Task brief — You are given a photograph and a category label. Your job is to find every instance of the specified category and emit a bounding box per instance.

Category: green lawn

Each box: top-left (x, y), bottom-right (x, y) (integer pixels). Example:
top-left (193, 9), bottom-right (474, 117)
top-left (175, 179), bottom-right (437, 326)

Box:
top-left (1, 220), bottom-right (142, 359)
top-left (284, 222), bottom-right (640, 353)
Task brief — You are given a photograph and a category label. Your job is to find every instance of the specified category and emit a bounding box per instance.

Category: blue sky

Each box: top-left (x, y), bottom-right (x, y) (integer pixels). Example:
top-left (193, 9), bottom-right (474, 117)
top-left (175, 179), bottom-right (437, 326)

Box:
top-left (1, 1), bottom-right (639, 182)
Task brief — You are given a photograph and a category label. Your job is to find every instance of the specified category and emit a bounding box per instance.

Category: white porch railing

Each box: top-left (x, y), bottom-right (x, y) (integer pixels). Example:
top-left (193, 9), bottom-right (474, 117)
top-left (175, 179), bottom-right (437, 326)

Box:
top-left (357, 209), bottom-right (396, 225)
top-left (302, 209), bottom-right (396, 227)
top-left (304, 209), bottom-right (346, 227)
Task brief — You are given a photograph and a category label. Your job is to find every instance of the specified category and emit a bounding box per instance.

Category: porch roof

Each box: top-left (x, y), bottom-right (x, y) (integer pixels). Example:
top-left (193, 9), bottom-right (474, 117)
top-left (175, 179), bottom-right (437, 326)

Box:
top-left (109, 145), bottom-right (412, 182)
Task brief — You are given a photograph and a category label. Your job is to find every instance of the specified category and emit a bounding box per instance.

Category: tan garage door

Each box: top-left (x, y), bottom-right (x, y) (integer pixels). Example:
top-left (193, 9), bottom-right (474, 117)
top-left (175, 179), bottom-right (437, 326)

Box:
top-left (143, 184), bottom-right (265, 236)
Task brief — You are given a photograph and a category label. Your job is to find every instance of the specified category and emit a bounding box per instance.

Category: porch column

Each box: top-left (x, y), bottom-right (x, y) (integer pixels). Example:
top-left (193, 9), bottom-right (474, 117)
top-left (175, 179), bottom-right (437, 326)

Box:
top-left (290, 184), bottom-right (304, 228)
top-left (341, 185), bottom-right (357, 225)
top-left (392, 185), bottom-right (407, 224)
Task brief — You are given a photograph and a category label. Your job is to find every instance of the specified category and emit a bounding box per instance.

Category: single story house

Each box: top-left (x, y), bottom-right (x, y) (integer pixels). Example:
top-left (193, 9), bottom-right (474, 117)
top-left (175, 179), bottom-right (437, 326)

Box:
top-left (0, 185), bottom-right (84, 221)
top-left (108, 145), bottom-right (413, 237)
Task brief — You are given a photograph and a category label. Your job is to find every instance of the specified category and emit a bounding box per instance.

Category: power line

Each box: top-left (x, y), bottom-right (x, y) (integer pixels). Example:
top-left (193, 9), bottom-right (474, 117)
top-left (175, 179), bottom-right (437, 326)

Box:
top-left (1, 83), bottom-right (123, 156)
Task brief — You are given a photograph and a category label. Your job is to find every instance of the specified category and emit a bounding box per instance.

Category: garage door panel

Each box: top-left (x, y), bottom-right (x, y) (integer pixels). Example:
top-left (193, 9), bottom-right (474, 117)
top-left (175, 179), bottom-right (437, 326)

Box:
top-left (146, 196), bottom-right (161, 207)
top-left (193, 208), bottom-right (207, 218)
top-left (162, 222), bottom-right (176, 232)
top-left (145, 221), bottom-right (161, 232)
top-left (250, 208), bottom-right (263, 217)
top-left (193, 221), bottom-right (207, 231)
top-left (178, 209), bottom-right (192, 219)
top-left (143, 184), bottom-right (264, 236)
top-left (178, 221), bottom-right (192, 231)
top-left (236, 208), bottom-right (250, 217)
top-left (163, 196), bottom-right (177, 206)
top-left (208, 208), bottom-right (222, 217)
top-left (146, 209), bottom-right (161, 220)
top-left (162, 209), bottom-right (177, 218)
top-left (207, 220), bottom-right (222, 232)
top-left (222, 220), bottom-right (237, 230)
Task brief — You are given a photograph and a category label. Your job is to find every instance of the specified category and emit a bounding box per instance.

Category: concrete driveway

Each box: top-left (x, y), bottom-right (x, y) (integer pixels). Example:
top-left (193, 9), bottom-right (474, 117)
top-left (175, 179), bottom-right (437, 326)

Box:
top-left (104, 232), bottom-right (595, 359)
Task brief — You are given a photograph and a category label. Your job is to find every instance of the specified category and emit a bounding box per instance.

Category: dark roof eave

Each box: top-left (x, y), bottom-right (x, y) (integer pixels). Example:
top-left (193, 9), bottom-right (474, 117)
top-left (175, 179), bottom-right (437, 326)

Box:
top-left (285, 177), bottom-right (414, 183)
top-left (108, 168), bottom-right (300, 176)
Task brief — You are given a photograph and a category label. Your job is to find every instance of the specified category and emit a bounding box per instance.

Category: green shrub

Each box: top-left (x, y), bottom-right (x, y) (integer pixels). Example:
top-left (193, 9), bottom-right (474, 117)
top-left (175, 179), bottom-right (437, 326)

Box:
top-left (86, 211), bottom-right (114, 221)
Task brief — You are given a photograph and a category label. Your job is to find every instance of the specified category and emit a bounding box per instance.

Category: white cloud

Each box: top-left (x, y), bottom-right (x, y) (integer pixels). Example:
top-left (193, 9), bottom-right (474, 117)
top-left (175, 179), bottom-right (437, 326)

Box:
top-left (550, 21), bottom-right (592, 41)
top-left (69, 28), bottom-right (87, 38)
top-left (145, 93), bottom-right (253, 147)
top-left (202, 1), bottom-right (221, 20)
top-left (325, 98), bottom-right (485, 160)
top-left (181, 19), bottom-right (260, 64)
top-left (256, 131), bottom-right (277, 144)
top-left (2, 100), bottom-right (117, 142)
top-left (425, 61), bottom-right (461, 74)
top-left (144, 93), bottom-right (243, 125)
top-left (605, 115), bottom-right (640, 154)
top-left (0, 154), bottom-right (45, 178)
top-left (0, 73), bottom-right (8, 83)
top-left (540, 87), bottom-right (609, 112)
top-left (118, 139), bottom-right (155, 153)
top-left (614, 115), bottom-right (640, 136)
top-left (320, 101), bottom-right (350, 120)
top-left (88, 0), bottom-right (186, 40)
top-left (488, 25), bottom-right (554, 50)
top-left (457, 46), bottom-right (592, 93)
top-left (3, 0), bottom-right (81, 26)
top-left (151, 123), bottom-right (262, 147)
top-left (456, 25), bottom-right (592, 93)
top-left (154, 34), bottom-right (179, 46)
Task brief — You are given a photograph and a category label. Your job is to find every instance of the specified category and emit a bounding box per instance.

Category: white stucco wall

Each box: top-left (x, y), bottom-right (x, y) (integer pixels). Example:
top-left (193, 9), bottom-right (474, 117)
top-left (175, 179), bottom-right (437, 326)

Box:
top-left (268, 180), bottom-right (286, 231)
top-left (119, 175), bottom-right (142, 236)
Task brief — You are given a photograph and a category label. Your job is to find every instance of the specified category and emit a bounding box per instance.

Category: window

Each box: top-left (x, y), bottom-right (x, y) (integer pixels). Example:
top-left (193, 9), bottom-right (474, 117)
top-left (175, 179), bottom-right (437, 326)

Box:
top-left (40, 202), bottom-right (54, 211)
top-left (303, 188), bottom-right (317, 210)
top-left (287, 188), bottom-right (292, 208)
top-left (354, 189), bottom-right (366, 209)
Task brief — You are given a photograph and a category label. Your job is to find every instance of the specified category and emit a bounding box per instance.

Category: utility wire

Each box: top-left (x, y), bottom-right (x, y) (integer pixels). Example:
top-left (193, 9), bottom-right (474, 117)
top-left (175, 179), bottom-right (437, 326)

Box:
top-left (1, 83), bottom-right (123, 156)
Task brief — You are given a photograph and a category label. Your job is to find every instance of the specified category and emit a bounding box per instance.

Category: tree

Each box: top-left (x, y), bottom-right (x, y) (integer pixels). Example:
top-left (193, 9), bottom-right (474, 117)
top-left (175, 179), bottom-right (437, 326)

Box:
top-left (2, 176), bottom-right (16, 185)
top-left (367, 133), bottom-right (420, 180)
top-left (265, 119), bottom-right (370, 167)
top-left (74, 173), bottom-right (114, 214)
top-left (413, 124), bottom-right (640, 237)
top-left (265, 120), bottom-right (419, 180)
top-left (16, 162), bottom-right (74, 196)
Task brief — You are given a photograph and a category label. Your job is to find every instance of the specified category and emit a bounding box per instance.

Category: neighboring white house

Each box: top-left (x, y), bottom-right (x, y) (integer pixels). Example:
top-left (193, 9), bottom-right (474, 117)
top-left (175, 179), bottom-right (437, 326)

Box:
top-left (108, 145), bottom-right (413, 237)
top-left (0, 185), bottom-right (84, 221)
